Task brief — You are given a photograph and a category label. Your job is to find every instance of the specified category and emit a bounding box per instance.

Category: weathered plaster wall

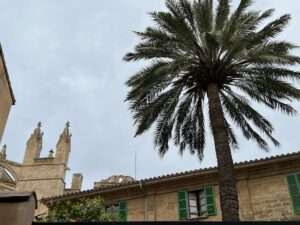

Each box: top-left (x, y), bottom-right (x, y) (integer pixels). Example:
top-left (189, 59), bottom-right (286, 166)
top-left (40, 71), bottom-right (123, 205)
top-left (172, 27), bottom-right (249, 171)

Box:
top-left (0, 54), bottom-right (13, 142)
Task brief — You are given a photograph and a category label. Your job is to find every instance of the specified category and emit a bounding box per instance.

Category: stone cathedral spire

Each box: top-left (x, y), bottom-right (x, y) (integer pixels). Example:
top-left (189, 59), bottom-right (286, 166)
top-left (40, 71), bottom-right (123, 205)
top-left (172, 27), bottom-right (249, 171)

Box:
top-left (55, 121), bottom-right (72, 164)
top-left (23, 122), bottom-right (43, 164)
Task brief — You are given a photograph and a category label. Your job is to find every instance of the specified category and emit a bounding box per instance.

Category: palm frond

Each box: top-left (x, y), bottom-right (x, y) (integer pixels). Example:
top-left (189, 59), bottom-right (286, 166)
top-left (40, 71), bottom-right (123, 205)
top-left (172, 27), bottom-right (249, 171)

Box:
top-left (134, 86), bottom-right (182, 136)
top-left (215, 0), bottom-right (230, 31)
top-left (250, 14), bottom-right (291, 45)
top-left (221, 91), bottom-right (280, 146)
top-left (221, 92), bottom-right (272, 150)
top-left (124, 0), bottom-right (300, 157)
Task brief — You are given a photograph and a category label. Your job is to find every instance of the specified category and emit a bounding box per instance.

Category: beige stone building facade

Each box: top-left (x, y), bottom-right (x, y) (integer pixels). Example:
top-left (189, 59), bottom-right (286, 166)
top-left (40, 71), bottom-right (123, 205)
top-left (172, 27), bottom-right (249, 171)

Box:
top-left (0, 45), bottom-right (83, 217)
top-left (44, 152), bottom-right (300, 221)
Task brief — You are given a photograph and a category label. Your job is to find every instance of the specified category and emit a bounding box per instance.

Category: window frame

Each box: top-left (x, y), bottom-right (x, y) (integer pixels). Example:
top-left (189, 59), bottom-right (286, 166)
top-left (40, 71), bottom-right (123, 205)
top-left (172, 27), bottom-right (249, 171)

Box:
top-left (185, 187), bottom-right (214, 220)
top-left (187, 189), bottom-right (209, 219)
top-left (105, 203), bottom-right (120, 213)
top-left (105, 203), bottom-right (120, 219)
top-left (104, 200), bottom-right (127, 222)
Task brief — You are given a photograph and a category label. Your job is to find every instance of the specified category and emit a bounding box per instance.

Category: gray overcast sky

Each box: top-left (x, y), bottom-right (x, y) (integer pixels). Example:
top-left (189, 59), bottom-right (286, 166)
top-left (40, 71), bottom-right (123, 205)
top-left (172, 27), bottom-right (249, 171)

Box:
top-left (1, 0), bottom-right (300, 190)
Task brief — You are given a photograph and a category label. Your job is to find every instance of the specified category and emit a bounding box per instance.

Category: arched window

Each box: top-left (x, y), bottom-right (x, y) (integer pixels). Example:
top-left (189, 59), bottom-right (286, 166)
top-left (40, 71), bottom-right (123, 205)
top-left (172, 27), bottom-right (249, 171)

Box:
top-left (0, 165), bottom-right (16, 183)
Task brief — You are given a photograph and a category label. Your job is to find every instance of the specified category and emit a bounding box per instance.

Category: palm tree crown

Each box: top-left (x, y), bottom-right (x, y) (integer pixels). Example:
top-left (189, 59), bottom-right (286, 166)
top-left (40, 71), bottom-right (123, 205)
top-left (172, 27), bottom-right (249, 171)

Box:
top-left (124, 0), bottom-right (300, 159)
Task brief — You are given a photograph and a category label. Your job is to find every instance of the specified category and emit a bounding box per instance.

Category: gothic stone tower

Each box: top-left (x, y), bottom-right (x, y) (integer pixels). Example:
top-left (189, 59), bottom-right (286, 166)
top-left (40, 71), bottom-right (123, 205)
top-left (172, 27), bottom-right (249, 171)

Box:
top-left (17, 122), bottom-right (73, 215)
top-left (0, 122), bottom-right (83, 216)
top-left (0, 45), bottom-right (15, 143)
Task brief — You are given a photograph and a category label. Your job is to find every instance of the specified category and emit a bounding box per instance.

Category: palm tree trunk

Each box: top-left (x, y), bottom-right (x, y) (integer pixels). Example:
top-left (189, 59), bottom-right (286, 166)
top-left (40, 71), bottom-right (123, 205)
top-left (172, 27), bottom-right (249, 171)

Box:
top-left (207, 83), bottom-right (239, 221)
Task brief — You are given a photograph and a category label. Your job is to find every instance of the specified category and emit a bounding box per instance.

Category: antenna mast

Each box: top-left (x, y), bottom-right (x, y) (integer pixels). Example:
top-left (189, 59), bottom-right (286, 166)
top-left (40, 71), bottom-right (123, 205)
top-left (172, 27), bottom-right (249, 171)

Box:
top-left (134, 149), bottom-right (137, 180)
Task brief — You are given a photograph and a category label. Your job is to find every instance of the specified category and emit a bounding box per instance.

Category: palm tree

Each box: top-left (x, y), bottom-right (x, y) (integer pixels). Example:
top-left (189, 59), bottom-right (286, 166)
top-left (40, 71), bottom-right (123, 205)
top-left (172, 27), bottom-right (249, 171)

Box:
top-left (124, 0), bottom-right (300, 221)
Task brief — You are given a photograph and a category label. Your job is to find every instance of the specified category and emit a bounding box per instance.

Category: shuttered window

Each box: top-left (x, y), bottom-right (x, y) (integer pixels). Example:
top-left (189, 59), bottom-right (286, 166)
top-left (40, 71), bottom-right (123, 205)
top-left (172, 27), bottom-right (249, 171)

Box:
top-left (178, 191), bottom-right (188, 220)
top-left (205, 186), bottom-right (216, 216)
top-left (105, 203), bottom-right (119, 218)
top-left (178, 186), bottom-right (216, 220)
top-left (118, 200), bottom-right (128, 221)
top-left (287, 174), bottom-right (300, 214)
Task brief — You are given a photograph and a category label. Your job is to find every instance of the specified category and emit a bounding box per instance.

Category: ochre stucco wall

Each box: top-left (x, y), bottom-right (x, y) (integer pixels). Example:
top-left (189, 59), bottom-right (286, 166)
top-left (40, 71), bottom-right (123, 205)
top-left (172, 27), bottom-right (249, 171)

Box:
top-left (0, 56), bottom-right (13, 142)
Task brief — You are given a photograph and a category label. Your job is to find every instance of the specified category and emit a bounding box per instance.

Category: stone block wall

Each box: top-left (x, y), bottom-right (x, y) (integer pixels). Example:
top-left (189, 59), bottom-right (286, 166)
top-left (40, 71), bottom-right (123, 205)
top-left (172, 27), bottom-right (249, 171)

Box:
top-left (9, 163), bottom-right (67, 216)
top-left (125, 172), bottom-right (299, 221)
top-left (153, 192), bottom-right (178, 221)
top-left (247, 174), bottom-right (294, 221)
top-left (127, 198), bottom-right (145, 221)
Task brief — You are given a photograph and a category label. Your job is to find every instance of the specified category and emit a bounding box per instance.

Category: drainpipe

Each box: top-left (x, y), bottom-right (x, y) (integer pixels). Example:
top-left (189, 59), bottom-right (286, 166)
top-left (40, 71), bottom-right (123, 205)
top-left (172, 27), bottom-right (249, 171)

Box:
top-left (139, 181), bottom-right (148, 221)
top-left (144, 195), bottom-right (148, 221)
top-left (246, 174), bottom-right (255, 220)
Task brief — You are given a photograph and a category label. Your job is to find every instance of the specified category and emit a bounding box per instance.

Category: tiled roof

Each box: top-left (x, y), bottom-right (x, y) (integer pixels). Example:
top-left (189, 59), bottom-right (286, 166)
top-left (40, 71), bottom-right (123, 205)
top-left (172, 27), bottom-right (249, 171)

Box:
top-left (0, 44), bottom-right (15, 105)
top-left (42, 151), bottom-right (300, 204)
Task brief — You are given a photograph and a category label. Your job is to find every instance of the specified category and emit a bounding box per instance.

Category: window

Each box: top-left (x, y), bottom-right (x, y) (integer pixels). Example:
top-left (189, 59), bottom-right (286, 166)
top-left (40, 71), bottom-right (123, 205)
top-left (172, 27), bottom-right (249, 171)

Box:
top-left (188, 190), bottom-right (208, 218)
top-left (119, 200), bottom-right (128, 221)
top-left (105, 203), bottom-right (120, 218)
top-left (178, 186), bottom-right (216, 220)
top-left (105, 201), bottom-right (127, 221)
top-left (287, 173), bottom-right (300, 214)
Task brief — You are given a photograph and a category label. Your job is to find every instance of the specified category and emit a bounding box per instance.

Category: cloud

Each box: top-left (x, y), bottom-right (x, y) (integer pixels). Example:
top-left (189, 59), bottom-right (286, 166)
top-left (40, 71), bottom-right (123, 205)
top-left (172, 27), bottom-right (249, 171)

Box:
top-left (59, 72), bottom-right (101, 93)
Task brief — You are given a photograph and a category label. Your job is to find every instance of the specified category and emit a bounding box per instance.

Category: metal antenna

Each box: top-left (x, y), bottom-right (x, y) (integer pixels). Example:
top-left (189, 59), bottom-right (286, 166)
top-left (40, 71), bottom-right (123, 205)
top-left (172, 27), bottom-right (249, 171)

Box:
top-left (134, 149), bottom-right (137, 180)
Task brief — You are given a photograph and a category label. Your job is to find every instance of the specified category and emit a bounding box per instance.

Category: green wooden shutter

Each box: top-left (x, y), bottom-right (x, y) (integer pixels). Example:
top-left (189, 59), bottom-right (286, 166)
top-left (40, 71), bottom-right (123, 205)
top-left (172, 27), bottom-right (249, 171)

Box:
top-left (178, 191), bottom-right (188, 220)
top-left (287, 174), bottom-right (300, 214)
top-left (205, 186), bottom-right (216, 216)
top-left (119, 200), bottom-right (128, 222)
